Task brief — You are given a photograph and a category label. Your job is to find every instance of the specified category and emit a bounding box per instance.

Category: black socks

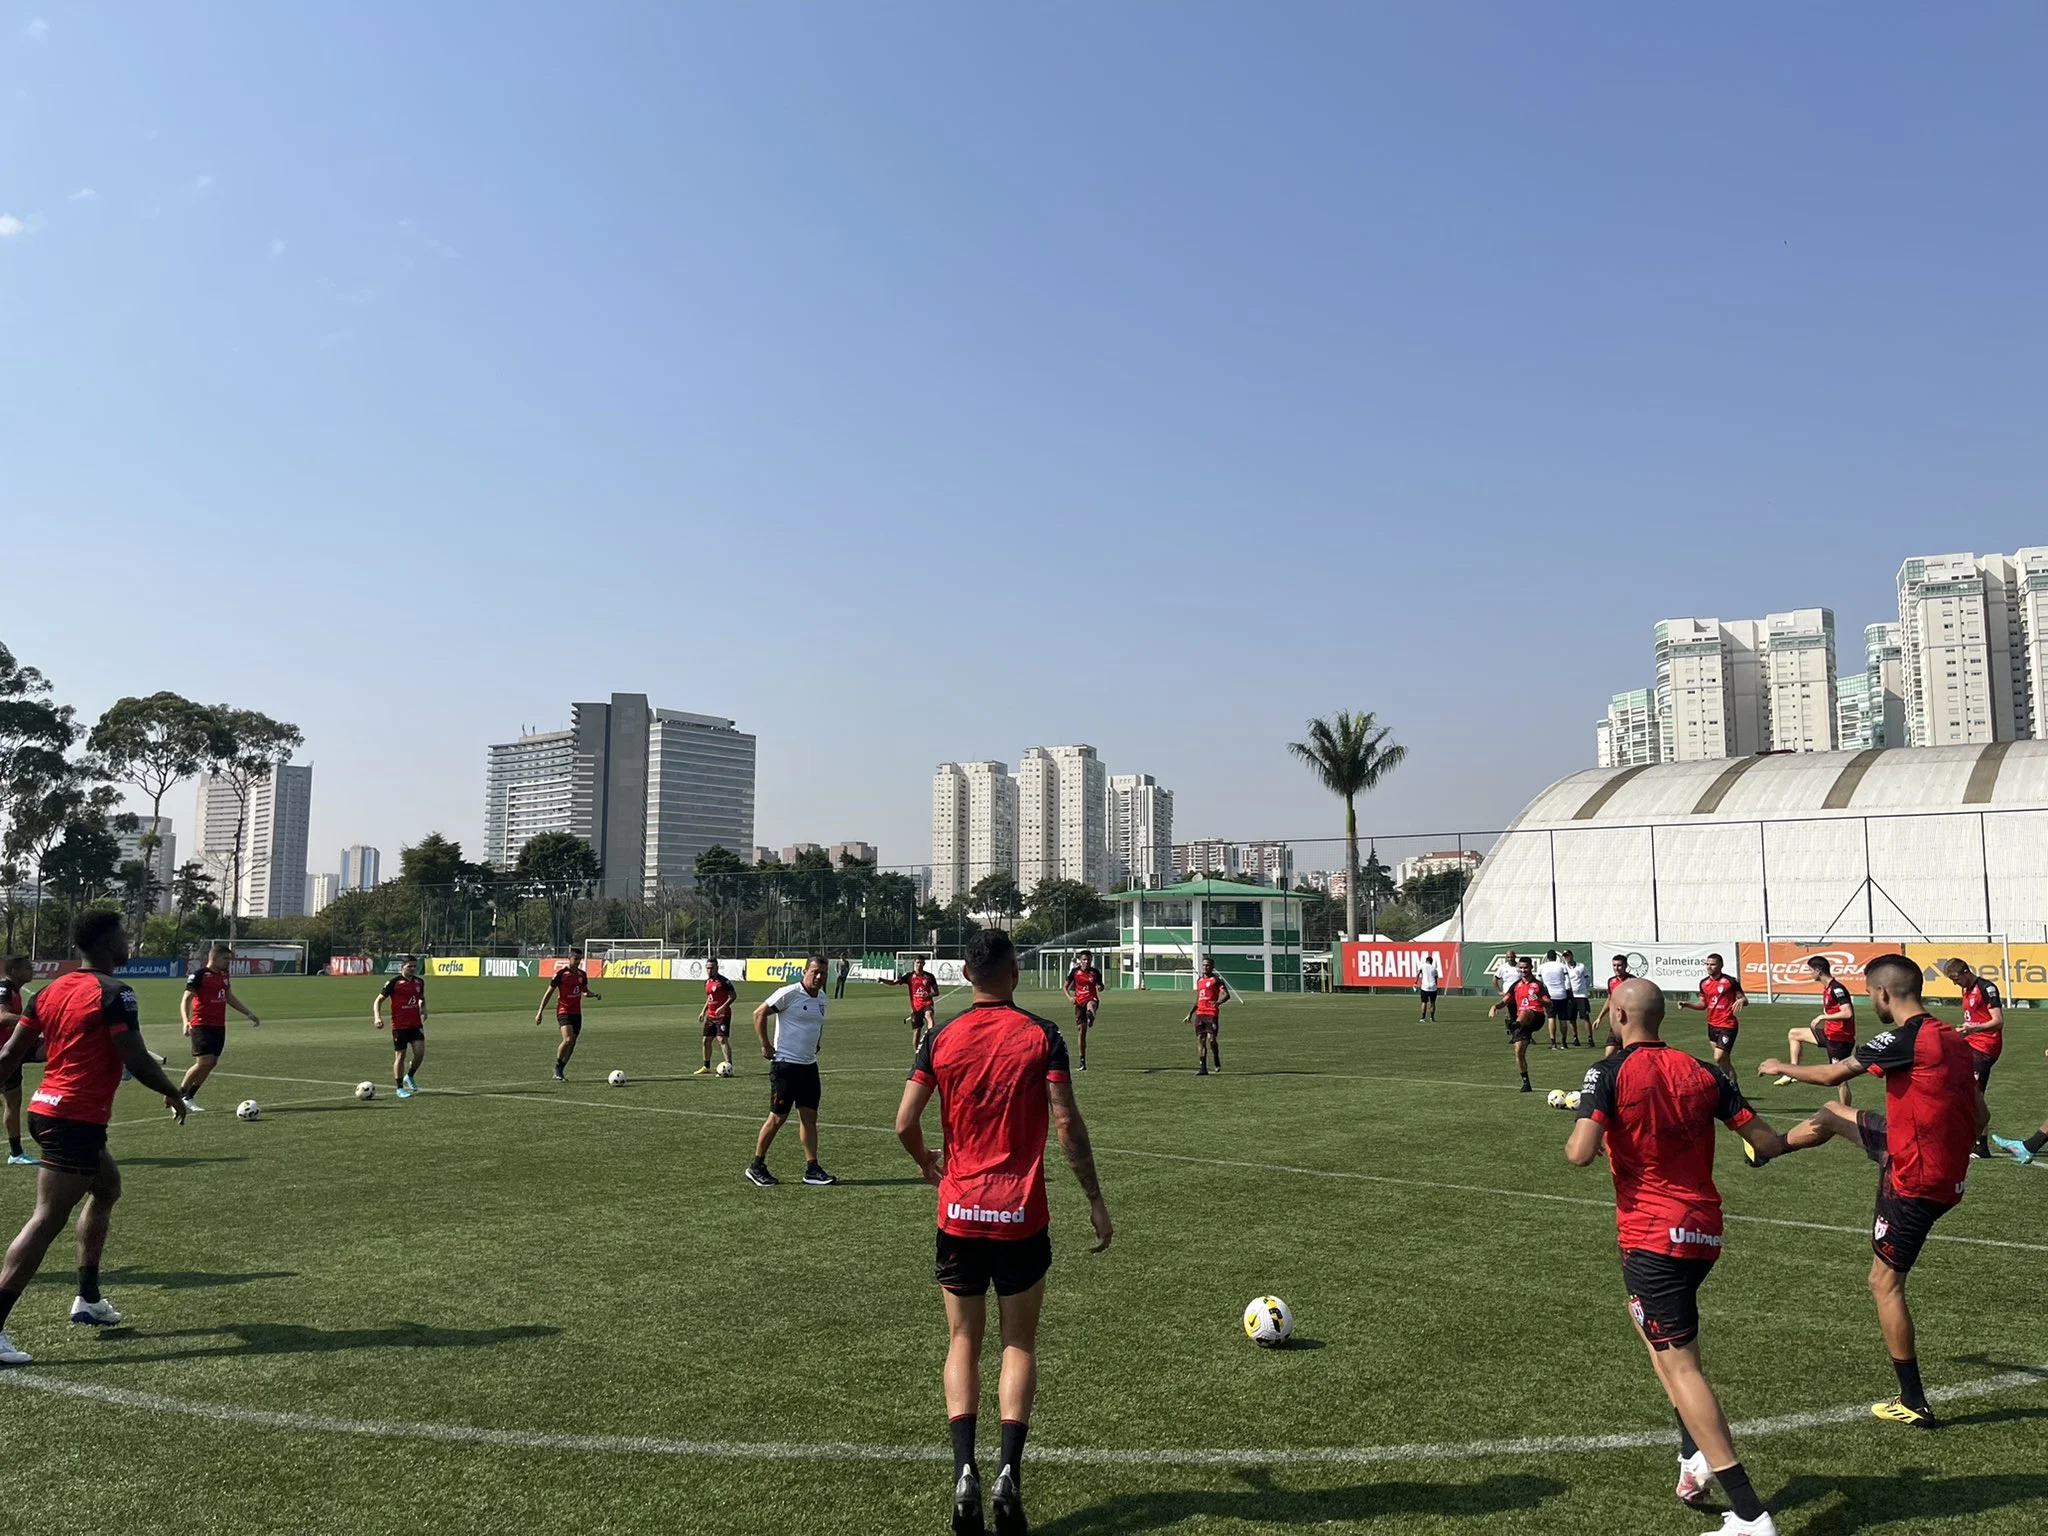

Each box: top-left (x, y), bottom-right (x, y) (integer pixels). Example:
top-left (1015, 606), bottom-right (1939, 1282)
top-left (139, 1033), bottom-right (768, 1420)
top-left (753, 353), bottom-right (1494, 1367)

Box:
top-left (77, 1266), bottom-right (100, 1304)
top-left (6, 1138), bottom-right (18, 1157)
top-left (1715, 1462), bottom-right (1765, 1522)
top-left (1000, 1419), bottom-right (1027, 1483)
top-left (1675, 1411), bottom-right (1699, 1459)
top-left (2026, 1131), bottom-right (2048, 1155)
top-left (1893, 1356), bottom-right (1928, 1411)
top-left (950, 1414), bottom-right (977, 1477)
top-left (0, 1286), bottom-right (19, 1329)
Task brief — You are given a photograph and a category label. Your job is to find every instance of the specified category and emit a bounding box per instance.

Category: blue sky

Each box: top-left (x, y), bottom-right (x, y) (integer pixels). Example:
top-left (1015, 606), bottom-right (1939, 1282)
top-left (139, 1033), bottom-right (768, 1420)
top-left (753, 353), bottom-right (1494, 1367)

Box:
top-left (4, 3), bottom-right (2044, 876)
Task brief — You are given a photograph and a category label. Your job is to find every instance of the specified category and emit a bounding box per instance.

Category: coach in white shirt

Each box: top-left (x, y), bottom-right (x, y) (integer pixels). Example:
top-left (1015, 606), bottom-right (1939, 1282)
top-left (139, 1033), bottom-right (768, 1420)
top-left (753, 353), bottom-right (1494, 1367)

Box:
top-left (1492, 950), bottom-right (1521, 1006)
top-left (746, 955), bottom-right (837, 1188)
top-left (1564, 951), bottom-right (1592, 1048)
top-left (1537, 952), bottom-right (1571, 1049)
top-left (1415, 952), bottom-right (1443, 1022)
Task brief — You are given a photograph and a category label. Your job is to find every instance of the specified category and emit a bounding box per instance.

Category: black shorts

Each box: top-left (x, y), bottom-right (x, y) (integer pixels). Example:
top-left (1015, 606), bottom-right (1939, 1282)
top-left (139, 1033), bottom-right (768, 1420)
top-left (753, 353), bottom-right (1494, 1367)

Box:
top-left (27, 1112), bottom-right (108, 1177)
top-left (1508, 1012), bottom-right (1546, 1045)
top-left (558, 1014), bottom-right (582, 1036)
top-left (1074, 1002), bottom-right (1098, 1029)
top-left (1854, 1115), bottom-right (1957, 1272)
top-left (910, 1007), bottom-right (934, 1031)
top-left (703, 1018), bottom-right (731, 1039)
top-left (1571, 996), bottom-right (1591, 1021)
top-left (769, 1060), bottom-right (821, 1116)
top-left (1193, 1011), bottom-right (1220, 1034)
top-left (1707, 1025), bottom-right (1740, 1052)
top-left (1546, 994), bottom-right (1569, 1019)
top-left (936, 1226), bottom-right (1052, 1298)
top-left (1621, 1249), bottom-right (1716, 1351)
top-left (391, 1028), bottom-right (424, 1050)
top-left (1972, 1053), bottom-right (1997, 1090)
top-left (189, 1024), bottom-right (226, 1059)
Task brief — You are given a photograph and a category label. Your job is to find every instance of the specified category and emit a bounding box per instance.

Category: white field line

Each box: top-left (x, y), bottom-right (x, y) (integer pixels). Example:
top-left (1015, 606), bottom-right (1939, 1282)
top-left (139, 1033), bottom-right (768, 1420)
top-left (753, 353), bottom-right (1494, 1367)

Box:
top-left (1, 1365), bottom-right (2042, 1466)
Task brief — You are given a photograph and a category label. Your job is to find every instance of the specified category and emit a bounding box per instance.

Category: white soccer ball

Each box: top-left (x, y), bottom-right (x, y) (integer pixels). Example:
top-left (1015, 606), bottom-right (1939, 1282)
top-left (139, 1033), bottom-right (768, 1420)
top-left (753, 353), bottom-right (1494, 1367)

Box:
top-left (607, 1070), bottom-right (627, 1087)
top-left (1547, 1089), bottom-right (1567, 1109)
top-left (716, 1061), bottom-right (734, 1078)
top-left (355, 1082), bottom-right (376, 1101)
top-left (235, 1099), bottom-right (260, 1121)
top-left (1564, 1090), bottom-right (1583, 1111)
top-left (1243, 1295), bottom-right (1295, 1348)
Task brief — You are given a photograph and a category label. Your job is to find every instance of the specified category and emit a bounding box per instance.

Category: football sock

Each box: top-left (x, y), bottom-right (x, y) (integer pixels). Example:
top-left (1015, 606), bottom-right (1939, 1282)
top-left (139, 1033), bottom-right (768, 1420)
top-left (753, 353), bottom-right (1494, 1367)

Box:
top-left (1976, 1135), bottom-right (1991, 1158)
top-left (2025, 1131), bottom-right (2048, 1155)
top-left (1893, 1356), bottom-right (1928, 1411)
top-left (6, 1138), bottom-right (19, 1157)
top-left (999, 1419), bottom-right (1028, 1484)
top-left (1675, 1411), bottom-right (1699, 1460)
top-left (1714, 1462), bottom-right (1765, 1522)
top-left (0, 1287), bottom-right (18, 1328)
top-left (950, 1414), bottom-right (978, 1477)
top-left (77, 1266), bottom-right (100, 1304)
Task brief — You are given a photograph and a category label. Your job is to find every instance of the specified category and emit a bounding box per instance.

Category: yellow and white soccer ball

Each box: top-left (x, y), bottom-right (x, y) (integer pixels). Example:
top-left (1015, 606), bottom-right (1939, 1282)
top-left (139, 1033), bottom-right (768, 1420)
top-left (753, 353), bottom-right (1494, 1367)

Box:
top-left (1243, 1295), bottom-right (1294, 1348)
top-left (1546, 1089), bottom-right (1567, 1109)
top-left (355, 1082), bottom-right (376, 1101)
top-left (1564, 1090), bottom-right (1583, 1111)
top-left (235, 1099), bottom-right (260, 1121)
top-left (607, 1070), bottom-right (628, 1087)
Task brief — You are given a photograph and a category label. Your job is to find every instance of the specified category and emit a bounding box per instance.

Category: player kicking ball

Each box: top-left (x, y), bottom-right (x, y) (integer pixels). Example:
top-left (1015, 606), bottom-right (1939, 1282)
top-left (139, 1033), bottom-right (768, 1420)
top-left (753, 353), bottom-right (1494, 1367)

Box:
top-left (1566, 978), bottom-right (1787, 1534)
top-left (884, 956), bottom-right (941, 1055)
top-left (1063, 951), bottom-right (1104, 1070)
top-left (1491, 956), bottom-right (1548, 1093)
top-left (374, 956), bottom-right (428, 1098)
top-left (535, 949), bottom-right (600, 1082)
top-left (177, 942), bottom-right (262, 1113)
top-left (1185, 958), bottom-right (1231, 1075)
top-left (696, 959), bottom-right (737, 1076)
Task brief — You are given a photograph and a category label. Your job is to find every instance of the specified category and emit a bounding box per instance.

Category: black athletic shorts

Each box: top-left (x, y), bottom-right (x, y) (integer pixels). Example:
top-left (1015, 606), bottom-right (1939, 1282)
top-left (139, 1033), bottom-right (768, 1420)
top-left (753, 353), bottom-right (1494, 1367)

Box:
top-left (1571, 996), bottom-right (1591, 1022)
top-left (769, 1060), bottom-right (822, 1116)
top-left (1707, 1025), bottom-right (1740, 1053)
top-left (189, 1024), bottom-right (227, 1059)
top-left (910, 1007), bottom-right (934, 1032)
top-left (1074, 1002), bottom-right (1098, 1029)
top-left (702, 1018), bottom-right (731, 1039)
top-left (1545, 994), bottom-right (1569, 1019)
top-left (27, 1112), bottom-right (108, 1177)
top-left (1972, 1053), bottom-right (1997, 1090)
top-left (558, 1013), bottom-right (582, 1036)
top-left (1854, 1114), bottom-right (1957, 1272)
top-left (1508, 1012), bottom-right (1546, 1045)
top-left (1193, 1011), bottom-right (1220, 1035)
top-left (391, 1028), bottom-right (424, 1050)
top-left (1417, 988), bottom-right (1439, 1001)
top-left (936, 1226), bottom-right (1052, 1297)
top-left (1622, 1249), bottom-right (1716, 1351)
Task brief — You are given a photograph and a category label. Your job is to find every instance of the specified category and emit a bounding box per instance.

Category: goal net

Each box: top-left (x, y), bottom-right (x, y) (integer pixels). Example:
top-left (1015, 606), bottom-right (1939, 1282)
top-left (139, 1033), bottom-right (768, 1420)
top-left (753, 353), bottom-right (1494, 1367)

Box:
top-left (205, 940), bottom-right (308, 977)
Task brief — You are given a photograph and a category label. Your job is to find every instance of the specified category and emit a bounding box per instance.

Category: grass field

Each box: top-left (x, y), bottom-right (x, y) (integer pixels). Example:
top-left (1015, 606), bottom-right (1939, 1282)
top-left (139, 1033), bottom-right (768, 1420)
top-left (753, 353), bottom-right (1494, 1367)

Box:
top-left (1, 976), bottom-right (2043, 1535)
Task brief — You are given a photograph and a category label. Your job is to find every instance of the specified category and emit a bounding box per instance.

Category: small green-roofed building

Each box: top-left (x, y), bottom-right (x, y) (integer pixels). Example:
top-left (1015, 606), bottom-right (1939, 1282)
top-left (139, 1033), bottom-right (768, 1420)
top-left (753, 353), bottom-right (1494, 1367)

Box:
top-left (1110, 879), bottom-right (1305, 992)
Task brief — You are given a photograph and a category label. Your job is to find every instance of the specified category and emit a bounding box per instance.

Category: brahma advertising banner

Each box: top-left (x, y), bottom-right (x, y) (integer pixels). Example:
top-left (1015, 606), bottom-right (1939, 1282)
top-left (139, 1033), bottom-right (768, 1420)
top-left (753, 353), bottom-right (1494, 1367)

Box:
top-left (1339, 942), bottom-right (1461, 989)
top-left (1588, 942), bottom-right (1735, 994)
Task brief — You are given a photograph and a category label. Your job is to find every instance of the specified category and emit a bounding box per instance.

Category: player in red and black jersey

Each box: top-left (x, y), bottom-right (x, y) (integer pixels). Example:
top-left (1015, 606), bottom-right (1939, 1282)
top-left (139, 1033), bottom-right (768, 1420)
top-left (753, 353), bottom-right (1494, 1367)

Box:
top-left (535, 948), bottom-right (601, 1082)
top-left (1490, 956), bottom-right (1549, 1093)
top-left (1757, 953), bottom-right (1987, 1429)
top-left (0, 912), bottom-right (188, 1364)
top-left (696, 958), bottom-right (738, 1075)
top-left (177, 942), bottom-right (262, 1113)
top-left (1567, 977), bottom-right (1786, 1533)
top-left (896, 928), bottom-right (1111, 1536)
top-left (1591, 954), bottom-right (1633, 1057)
top-left (373, 955), bottom-right (429, 1098)
top-left (1679, 953), bottom-right (1745, 1070)
top-left (883, 957), bottom-right (942, 1055)
top-left (1, 954), bottom-right (43, 1165)
top-left (1184, 957), bottom-right (1232, 1075)
top-left (1938, 957), bottom-right (2005, 1159)
top-left (1776, 955), bottom-right (1859, 1105)
top-left (1063, 951), bottom-right (1104, 1071)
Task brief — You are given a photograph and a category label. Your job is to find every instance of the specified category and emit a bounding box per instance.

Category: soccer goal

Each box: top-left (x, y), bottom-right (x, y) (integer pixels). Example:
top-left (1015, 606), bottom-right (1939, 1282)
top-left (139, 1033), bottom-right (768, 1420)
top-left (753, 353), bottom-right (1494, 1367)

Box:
top-left (205, 940), bottom-right (308, 977)
top-left (1754, 932), bottom-right (2011, 1003)
top-left (893, 949), bottom-right (933, 981)
top-left (589, 938), bottom-right (682, 962)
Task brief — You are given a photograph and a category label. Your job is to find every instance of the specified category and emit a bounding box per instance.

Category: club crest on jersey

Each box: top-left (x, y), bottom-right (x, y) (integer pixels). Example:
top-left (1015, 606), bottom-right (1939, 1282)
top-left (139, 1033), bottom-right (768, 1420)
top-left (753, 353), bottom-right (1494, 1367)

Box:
top-left (1874, 1217), bottom-right (1890, 1241)
top-left (1628, 1294), bottom-right (1646, 1330)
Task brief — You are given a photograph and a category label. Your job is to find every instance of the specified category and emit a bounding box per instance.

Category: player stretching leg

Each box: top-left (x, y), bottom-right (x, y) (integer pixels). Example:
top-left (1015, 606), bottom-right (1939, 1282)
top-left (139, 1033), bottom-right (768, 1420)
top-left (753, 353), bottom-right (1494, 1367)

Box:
top-left (1989, 1070), bottom-right (2048, 1163)
top-left (697, 958), bottom-right (737, 1075)
top-left (1492, 957), bottom-right (1547, 1093)
top-left (374, 956), bottom-right (428, 1098)
top-left (1938, 958), bottom-right (2004, 1159)
top-left (1754, 954), bottom-right (1985, 1428)
top-left (0, 913), bottom-right (188, 1365)
top-left (1592, 955), bottom-right (1633, 1057)
top-left (746, 956), bottom-right (835, 1187)
top-left (2, 956), bottom-right (41, 1165)
top-left (1064, 951), bottom-right (1103, 1070)
top-left (1774, 956), bottom-right (1857, 1105)
top-left (1566, 978), bottom-right (1786, 1535)
top-left (1185, 958), bottom-right (1231, 1075)
top-left (897, 928), bottom-right (1112, 1536)
top-left (535, 948), bottom-right (600, 1082)
top-left (177, 942), bottom-right (262, 1113)
top-left (884, 956), bottom-right (940, 1056)
top-left (1679, 953), bottom-right (1745, 1072)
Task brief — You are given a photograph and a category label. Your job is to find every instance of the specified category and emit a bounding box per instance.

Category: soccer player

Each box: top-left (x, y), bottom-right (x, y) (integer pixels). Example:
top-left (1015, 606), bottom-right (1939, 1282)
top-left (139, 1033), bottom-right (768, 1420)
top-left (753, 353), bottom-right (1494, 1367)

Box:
top-left (745, 955), bottom-right (835, 1188)
top-left (1415, 950), bottom-right (1441, 1023)
top-left (1063, 950), bottom-right (1104, 1069)
top-left (177, 942), bottom-right (262, 1113)
top-left (1938, 957), bottom-right (2004, 1160)
top-left (0, 912), bottom-right (188, 1365)
top-left (895, 928), bottom-right (1113, 1536)
top-left (696, 958), bottom-right (737, 1076)
top-left (373, 955), bottom-right (428, 1098)
top-left (1592, 954), bottom-right (1634, 1055)
top-left (2, 955), bottom-right (42, 1165)
top-left (1184, 957), bottom-right (1232, 1075)
top-left (1989, 1070), bottom-right (2048, 1165)
top-left (535, 948), bottom-right (601, 1082)
top-left (884, 956), bottom-right (942, 1055)
top-left (1491, 956), bottom-right (1548, 1093)
top-left (1566, 977), bottom-right (1786, 1536)
top-left (1564, 949), bottom-right (1592, 1047)
top-left (1755, 953), bottom-right (1986, 1428)
top-left (1774, 955), bottom-right (1858, 1105)
top-left (1538, 949), bottom-right (1572, 1049)
top-left (1679, 953), bottom-right (1745, 1070)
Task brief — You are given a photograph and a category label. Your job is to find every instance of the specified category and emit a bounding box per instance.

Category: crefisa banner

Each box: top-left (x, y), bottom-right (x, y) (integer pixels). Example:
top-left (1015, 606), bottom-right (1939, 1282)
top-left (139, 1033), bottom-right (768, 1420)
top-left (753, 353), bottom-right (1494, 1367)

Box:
top-left (1338, 942), bottom-right (1462, 989)
top-left (1589, 942), bottom-right (1736, 993)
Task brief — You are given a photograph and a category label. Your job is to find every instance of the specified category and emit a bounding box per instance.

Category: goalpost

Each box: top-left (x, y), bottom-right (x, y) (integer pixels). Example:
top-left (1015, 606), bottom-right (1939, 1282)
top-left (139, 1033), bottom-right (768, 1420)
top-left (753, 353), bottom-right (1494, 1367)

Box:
top-left (205, 940), bottom-right (308, 977)
top-left (1756, 932), bottom-right (2010, 1003)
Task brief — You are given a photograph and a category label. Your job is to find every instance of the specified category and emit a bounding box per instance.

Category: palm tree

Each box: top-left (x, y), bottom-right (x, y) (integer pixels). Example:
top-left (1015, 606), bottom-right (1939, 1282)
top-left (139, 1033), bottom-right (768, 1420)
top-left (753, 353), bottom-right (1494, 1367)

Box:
top-left (1288, 711), bottom-right (1406, 942)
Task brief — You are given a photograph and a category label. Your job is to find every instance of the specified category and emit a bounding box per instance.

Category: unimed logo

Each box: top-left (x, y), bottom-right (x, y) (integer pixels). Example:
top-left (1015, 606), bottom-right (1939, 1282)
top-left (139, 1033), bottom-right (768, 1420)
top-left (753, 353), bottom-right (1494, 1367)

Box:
top-left (1668, 1226), bottom-right (1723, 1249)
top-left (949, 1201), bottom-right (1029, 1226)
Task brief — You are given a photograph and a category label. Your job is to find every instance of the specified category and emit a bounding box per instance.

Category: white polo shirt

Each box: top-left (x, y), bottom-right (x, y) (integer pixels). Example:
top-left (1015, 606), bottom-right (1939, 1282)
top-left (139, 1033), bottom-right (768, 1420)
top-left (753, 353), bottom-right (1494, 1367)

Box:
top-left (1415, 956), bottom-right (1441, 992)
top-left (765, 982), bottom-right (827, 1064)
top-left (1538, 959), bottom-right (1571, 999)
top-left (1494, 958), bottom-right (1520, 995)
top-left (1568, 962), bottom-right (1591, 998)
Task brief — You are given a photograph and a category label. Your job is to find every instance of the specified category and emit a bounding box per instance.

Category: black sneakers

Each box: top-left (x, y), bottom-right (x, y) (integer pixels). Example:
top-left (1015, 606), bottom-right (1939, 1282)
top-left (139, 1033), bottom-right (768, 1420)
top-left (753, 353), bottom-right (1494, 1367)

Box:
top-left (744, 1160), bottom-right (779, 1187)
top-left (802, 1163), bottom-right (837, 1186)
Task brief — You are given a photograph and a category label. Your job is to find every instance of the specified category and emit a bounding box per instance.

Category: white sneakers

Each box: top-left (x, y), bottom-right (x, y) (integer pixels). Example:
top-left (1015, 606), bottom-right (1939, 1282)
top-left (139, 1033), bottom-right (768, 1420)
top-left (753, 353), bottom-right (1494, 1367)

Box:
top-left (1705, 1514), bottom-right (1777, 1535)
top-left (181, 1098), bottom-right (205, 1114)
top-left (0, 1331), bottom-right (28, 1366)
top-left (69, 1296), bottom-right (122, 1327)
top-left (1675, 1451), bottom-right (1715, 1505)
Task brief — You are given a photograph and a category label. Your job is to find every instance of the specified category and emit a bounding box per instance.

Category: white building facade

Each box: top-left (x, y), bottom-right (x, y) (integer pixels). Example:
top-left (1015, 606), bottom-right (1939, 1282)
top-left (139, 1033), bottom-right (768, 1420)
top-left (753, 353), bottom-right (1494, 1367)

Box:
top-left (1015, 748), bottom-right (1060, 892)
top-left (931, 764), bottom-right (969, 904)
top-left (962, 761), bottom-right (1018, 894)
top-left (1595, 688), bottom-right (1662, 769)
top-left (1763, 607), bottom-right (1839, 753)
top-left (1107, 773), bottom-right (1174, 890)
top-left (113, 816), bottom-right (177, 912)
top-left (339, 844), bottom-right (381, 890)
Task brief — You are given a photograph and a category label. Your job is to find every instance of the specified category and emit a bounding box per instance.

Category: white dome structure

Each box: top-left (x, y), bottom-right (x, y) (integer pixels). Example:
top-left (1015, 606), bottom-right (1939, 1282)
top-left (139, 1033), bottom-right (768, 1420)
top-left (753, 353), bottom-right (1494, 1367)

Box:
top-left (1432, 742), bottom-right (2048, 943)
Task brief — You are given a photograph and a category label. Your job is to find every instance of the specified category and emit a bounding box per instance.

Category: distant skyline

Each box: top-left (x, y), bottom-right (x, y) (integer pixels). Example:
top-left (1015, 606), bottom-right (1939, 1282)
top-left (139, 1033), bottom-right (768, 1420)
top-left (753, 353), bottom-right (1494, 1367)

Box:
top-left (6, 5), bottom-right (2045, 874)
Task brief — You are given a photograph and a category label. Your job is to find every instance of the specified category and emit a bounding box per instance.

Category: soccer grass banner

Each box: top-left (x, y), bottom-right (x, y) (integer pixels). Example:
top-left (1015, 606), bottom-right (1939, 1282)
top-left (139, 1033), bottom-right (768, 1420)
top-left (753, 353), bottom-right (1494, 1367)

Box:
top-left (1339, 942), bottom-right (1460, 988)
top-left (1588, 942), bottom-right (1735, 993)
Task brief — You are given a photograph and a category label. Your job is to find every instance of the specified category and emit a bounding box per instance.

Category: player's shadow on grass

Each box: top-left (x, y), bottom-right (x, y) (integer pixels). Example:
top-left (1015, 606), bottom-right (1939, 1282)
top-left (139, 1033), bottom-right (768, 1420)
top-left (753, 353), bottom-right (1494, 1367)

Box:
top-left (1769, 1467), bottom-right (2048, 1534)
top-left (101, 1266), bottom-right (297, 1290)
top-left (1036, 1469), bottom-right (1565, 1533)
top-left (58, 1320), bottom-right (558, 1367)
top-left (118, 1156), bottom-right (249, 1168)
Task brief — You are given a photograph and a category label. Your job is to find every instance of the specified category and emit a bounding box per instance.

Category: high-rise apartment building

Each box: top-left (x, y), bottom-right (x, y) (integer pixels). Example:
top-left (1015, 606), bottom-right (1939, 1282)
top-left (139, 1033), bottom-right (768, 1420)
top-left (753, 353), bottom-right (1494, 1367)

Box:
top-left (192, 765), bottom-right (312, 919)
top-left (1175, 839), bottom-right (1238, 879)
top-left (1896, 554), bottom-right (2025, 745)
top-left (484, 696), bottom-right (755, 899)
top-left (1837, 623), bottom-right (1905, 750)
top-left (310, 872), bottom-right (343, 914)
top-left (1595, 688), bottom-right (1662, 768)
top-left (828, 841), bottom-right (877, 867)
top-left (113, 816), bottom-right (177, 912)
top-left (1654, 618), bottom-right (1767, 761)
top-left (1048, 745), bottom-right (1107, 890)
top-left (1763, 608), bottom-right (1839, 753)
top-left (931, 763), bottom-right (969, 905)
top-left (962, 761), bottom-right (1018, 895)
top-left (1235, 841), bottom-right (1294, 888)
top-left (339, 845), bottom-right (381, 891)
top-left (1106, 773), bottom-right (1173, 890)
top-left (1015, 748), bottom-right (1060, 891)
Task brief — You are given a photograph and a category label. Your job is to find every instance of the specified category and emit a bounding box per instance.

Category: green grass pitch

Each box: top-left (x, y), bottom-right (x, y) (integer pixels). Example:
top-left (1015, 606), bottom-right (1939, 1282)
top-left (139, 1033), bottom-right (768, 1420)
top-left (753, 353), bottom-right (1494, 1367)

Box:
top-left (1, 977), bottom-right (2043, 1534)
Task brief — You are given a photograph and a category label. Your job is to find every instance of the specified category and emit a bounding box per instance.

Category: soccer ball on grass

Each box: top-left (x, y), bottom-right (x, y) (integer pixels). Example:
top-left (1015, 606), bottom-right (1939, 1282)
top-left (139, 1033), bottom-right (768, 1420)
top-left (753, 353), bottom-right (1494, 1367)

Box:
top-left (1243, 1295), bottom-right (1295, 1348)
top-left (235, 1100), bottom-right (260, 1121)
top-left (1564, 1091), bottom-right (1583, 1111)
top-left (716, 1061), bottom-right (734, 1078)
top-left (607, 1070), bottom-right (628, 1087)
top-left (355, 1082), bottom-right (376, 1101)
top-left (1546, 1089), bottom-right (1567, 1109)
